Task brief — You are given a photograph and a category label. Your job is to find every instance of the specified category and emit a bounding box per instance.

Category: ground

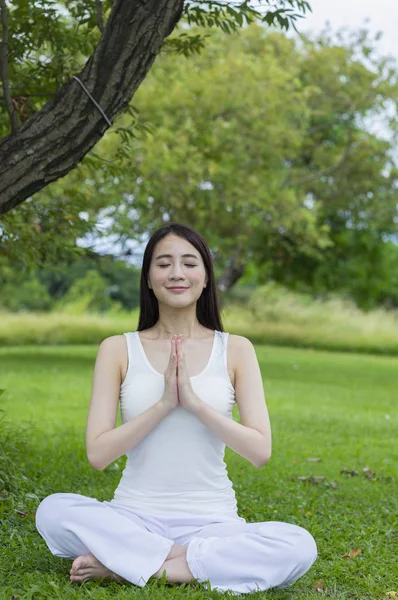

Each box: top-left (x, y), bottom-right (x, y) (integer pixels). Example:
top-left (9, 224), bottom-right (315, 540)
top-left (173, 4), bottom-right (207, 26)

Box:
top-left (0, 343), bottom-right (397, 599)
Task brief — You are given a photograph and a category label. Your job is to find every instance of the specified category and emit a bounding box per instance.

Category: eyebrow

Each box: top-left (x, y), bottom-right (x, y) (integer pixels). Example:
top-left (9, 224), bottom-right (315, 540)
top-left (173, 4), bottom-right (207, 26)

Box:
top-left (155, 253), bottom-right (199, 260)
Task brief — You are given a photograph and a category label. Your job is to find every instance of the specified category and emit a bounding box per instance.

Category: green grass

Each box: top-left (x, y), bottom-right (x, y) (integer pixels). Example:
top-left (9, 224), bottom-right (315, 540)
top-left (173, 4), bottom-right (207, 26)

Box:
top-left (1, 288), bottom-right (398, 355)
top-left (0, 343), bottom-right (397, 599)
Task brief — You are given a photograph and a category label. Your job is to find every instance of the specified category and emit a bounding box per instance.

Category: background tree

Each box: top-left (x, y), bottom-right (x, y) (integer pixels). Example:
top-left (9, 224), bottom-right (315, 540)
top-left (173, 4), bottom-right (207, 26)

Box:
top-left (268, 27), bottom-right (398, 308)
top-left (65, 25), bottom-right (397, 306)
top-left (0, 250), bottom-right (141, 312)
top-left (0, 0), bottom-right (310, 212)
top-left (2, 16), bottom-right (398, 310)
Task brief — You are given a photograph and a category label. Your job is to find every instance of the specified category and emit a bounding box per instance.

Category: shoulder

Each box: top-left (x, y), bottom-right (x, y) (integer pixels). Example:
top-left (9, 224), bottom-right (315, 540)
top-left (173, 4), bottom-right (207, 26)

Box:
top-left (227, 333), bottom-right (254, 352)
top-left (226, 334), bottom-right (256, 374)
top-left (97, 335), bottom-right (128, 364)
top-left (98, 334), bottom-right (127, 353)
top-left (97, 335), bottom-right (128, 380)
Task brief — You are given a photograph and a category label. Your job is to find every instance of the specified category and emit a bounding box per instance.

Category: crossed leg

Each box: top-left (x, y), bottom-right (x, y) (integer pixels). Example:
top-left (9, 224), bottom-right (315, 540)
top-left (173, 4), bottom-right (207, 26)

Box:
top-left (35, 493), bottom-right (175, 586)
top-left (70, 553), bottom-right (126, 582)
top-left (36, 493), bottom-right (317, 593)
top-left (152, 544), bottom-right (194, 583)
top-left (173, 517), bottom-right (318, 594)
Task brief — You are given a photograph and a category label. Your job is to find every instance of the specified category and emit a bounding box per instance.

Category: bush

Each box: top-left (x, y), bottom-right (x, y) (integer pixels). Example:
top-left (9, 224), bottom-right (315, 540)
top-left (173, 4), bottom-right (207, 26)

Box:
top-left (55, 270), bottom-right (122, 314)
top-left (0, 278), bottom-right (53, 312)
top-left (248, 281), bottom-right (378, 326)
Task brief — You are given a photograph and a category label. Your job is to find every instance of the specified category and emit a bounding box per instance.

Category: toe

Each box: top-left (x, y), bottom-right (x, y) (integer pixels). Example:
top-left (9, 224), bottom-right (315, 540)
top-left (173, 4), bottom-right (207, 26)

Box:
top-left (71, 557), bottom-right (84, 573)
top-left (71, 554), bottom-right (93, 574)
top-left (70, 571), bottom-right (91, 582)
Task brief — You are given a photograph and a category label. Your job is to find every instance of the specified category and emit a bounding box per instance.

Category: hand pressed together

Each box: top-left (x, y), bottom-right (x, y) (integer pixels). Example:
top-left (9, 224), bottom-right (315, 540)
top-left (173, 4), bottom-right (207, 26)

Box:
top-left (174, 335), bottom-right (200, 412)
top-left (160, 334), bottom-right (201, 413)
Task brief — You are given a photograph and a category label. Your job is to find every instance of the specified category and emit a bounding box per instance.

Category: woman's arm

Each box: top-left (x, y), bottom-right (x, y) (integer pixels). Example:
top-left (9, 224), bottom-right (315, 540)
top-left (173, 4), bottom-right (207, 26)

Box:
top-left (191, 335), bottom-right (271, 467)
top-left (86, 336), bottom-right (171, 470)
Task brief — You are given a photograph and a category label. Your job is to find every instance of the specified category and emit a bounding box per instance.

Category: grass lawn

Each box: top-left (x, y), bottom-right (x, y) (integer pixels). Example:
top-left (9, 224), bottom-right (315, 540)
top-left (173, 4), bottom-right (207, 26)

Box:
top-left (0, 343), bottom-right (397, 599)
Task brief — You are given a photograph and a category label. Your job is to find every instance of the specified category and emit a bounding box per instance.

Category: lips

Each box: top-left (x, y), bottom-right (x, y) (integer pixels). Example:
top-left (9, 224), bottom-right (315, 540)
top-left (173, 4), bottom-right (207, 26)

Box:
top-left (167, 287), bottom-right (188, 290)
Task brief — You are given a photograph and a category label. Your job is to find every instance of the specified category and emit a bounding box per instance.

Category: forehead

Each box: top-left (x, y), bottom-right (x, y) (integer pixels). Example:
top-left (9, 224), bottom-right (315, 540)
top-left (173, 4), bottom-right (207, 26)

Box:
top-left (154, 235), bottom-right (201, 260)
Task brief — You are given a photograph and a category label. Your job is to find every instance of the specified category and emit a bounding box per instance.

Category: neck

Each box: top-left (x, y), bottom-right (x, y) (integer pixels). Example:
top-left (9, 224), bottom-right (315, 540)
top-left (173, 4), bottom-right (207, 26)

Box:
top-left (155, 315), bottom-right (206, 339)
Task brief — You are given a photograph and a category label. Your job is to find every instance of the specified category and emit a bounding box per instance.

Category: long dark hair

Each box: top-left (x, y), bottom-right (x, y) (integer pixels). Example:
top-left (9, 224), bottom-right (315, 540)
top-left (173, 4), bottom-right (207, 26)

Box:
top-left (137, 222), bottom-right (224, 332)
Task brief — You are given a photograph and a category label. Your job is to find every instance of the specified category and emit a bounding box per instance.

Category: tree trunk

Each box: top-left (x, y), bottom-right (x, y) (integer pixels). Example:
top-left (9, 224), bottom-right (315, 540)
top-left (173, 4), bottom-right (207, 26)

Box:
top-left (216, 255), bottom-right (246, 293)
top-left (0, 0), bottom-right (184, 215)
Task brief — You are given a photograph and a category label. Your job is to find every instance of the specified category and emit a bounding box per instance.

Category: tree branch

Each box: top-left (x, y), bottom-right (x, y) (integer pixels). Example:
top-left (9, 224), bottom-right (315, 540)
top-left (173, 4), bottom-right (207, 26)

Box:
top-left (96, 0), bottom-right (104, 33)
top-left (0, 0), bottom-right (184, 215)
top-left (283, 130), bottom-right (354, 188)
top-left (282, 93), bottom-right (376, 190)
top-left (0, 0), bottom-right (19, 134)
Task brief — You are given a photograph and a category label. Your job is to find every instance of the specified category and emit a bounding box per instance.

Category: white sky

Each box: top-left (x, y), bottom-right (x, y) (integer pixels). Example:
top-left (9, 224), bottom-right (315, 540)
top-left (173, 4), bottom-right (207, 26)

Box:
top-left (297, 0), bottom-right (398, 60)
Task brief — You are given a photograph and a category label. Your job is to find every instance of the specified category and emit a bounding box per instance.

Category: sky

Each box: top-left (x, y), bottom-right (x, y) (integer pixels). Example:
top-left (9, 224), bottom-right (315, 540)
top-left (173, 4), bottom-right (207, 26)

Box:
top-left (297, 0), bottom-right (398, 60)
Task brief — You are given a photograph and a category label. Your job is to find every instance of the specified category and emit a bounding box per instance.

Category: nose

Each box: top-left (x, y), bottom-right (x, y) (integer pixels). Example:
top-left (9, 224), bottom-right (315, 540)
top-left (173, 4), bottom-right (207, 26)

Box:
top-left (169, 264), bottom-right (185, 279)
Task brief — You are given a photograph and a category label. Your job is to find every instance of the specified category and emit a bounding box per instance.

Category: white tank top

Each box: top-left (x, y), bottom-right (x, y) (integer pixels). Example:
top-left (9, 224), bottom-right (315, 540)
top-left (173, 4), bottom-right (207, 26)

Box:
top-left (110, 330), bottom-right (239, 516)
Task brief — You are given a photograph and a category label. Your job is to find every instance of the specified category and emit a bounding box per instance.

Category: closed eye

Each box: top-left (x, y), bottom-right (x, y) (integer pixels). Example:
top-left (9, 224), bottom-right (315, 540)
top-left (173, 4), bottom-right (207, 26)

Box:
top-left (158, 265), bottom-right (196, 268)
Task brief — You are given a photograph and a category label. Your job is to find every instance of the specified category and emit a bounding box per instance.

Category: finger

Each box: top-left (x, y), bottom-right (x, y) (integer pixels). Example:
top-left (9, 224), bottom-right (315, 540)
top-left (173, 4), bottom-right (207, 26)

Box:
top-left (175, 341), bottom-right (180, 370)
top-left (169, 341), bottom-right (176, 371)
top-left (175, 343), bottom-right (180, 366)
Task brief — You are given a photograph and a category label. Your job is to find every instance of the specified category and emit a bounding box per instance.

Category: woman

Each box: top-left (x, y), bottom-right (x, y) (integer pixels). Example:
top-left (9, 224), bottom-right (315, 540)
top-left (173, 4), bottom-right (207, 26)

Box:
top-left (35, 222), bottom-right (317, 594)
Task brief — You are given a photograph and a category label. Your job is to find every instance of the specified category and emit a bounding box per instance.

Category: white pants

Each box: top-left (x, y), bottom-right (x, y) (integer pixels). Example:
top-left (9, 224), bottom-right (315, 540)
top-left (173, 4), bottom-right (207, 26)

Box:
top-left (35, 492), bottom-right (317, 595)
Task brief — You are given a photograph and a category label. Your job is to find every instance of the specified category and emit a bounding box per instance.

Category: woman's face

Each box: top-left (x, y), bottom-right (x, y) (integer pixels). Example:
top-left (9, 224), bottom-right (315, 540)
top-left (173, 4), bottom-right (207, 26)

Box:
top-left (148, 234), bottom-right (208, 304)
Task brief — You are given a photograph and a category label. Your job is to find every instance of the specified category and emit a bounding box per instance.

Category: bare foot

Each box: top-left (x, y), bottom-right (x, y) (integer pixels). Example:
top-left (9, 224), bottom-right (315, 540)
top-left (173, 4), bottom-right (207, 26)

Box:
top-left (70, 552), bottom-right (125, 582)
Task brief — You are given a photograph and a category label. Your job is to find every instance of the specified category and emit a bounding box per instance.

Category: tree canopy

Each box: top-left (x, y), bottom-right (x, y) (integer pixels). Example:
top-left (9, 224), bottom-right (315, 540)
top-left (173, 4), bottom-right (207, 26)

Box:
top-left (0, 0), bottom-right (311, 212)
top-left (1, 21), bottom-right (398, 310)
top-left (2, 1), bottom-right (398, 310)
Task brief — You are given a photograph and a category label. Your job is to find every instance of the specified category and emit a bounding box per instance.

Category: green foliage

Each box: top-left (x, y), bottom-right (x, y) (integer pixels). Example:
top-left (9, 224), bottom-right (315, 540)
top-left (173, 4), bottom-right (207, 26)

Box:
top-left (0, 251), bottom-right (141, 314)
top-left (177, 1), bottom-right (311, 47)
top-left (248, 281), bottom-right (360, 326)
top-left (0, 0), bottom-right (310, 137)
top-left (274, 226), bottom-right (398, 311)
top-left (99, 258), bottom-right (141, 311)
top-left (0, 0), bottom-right (105, 135)
top-left (37, 253), bottom-right (141, 310)
top-left (310, 233), bottom-right (398, 310)
top-left (113, 26), bottom-right (332, 270)
top-left (112, 25), bottom-right (397, 310)
top-left (2, 15), bottom-right (398, 312)
top-left (1, 294), bottom-right (398, 354)
top-left (0, 277), bottom-right (53, 312)
top-left (56, 270), bottom-right (121, 314)
top-left (0, 179), bottom-right (98, 270)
